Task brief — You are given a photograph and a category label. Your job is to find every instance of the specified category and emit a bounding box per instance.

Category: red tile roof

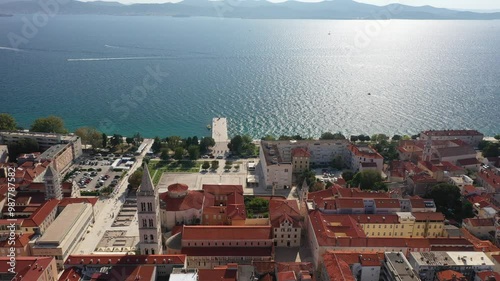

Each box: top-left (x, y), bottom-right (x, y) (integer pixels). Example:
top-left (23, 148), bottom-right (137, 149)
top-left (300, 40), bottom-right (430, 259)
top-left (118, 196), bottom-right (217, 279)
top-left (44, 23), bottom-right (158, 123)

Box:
top-left (355, 214), bottom-right (399, 224)
top-left (477, 168), bottom-right (500, 192)
top-left (29, 198), bottom-right (59, 225)
top-left (456, 158), bottom-right (480, 166)
top-left (199, 268), bottom-right (238, 281)
top-left (65, 254), bottom-right (186, 265)
top-left (412, 212), bottom-right (445, 222)
top-left (464, 218), bottom-right (495, 227)
top-left (0, 257), bottom-right (54, 280)
top-left (335, 198), bottom-right (365, 209)
top-left (160, 190), bottom-right (204, 211)
top-left (202, 184), bottom-right (243, 195)
top-left (436, 270), bottom-right (466, 281)
top-left (168, 183), bottom-right (189, 193)
top-left (59, 197), bottom-right (98, 207)
top-left (277, 271), bottom-right (297, 281)
top-left (374, 199), bottom-right (400, 209)
top-left (181, 247), bottom-right (272, 257)
top-left (91, 265), bottom-right (155, 281)
top-left (0, 233), bottom-right (32, 248)
top-left (292, 147), bottom-right (311, 158)
top-left (269, 199), bottom-right (301, 228)
top-left (182, 225), bottom-right (272, 240)
top-left (348, 144), bottom-right (383, 159)
top-left (475, 271), bottom-right (500, 281)
top-left (58, 267), bottom-right (83, 281)
top-left (275, 262), bottom-right (313, 275)
top-left (322, 252), bottom-right (355, 281)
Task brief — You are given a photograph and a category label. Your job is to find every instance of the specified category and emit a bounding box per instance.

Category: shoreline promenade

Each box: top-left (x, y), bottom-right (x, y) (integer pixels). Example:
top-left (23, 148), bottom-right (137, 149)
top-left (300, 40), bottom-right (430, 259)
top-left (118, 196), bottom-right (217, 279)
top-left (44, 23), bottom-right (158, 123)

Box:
top-left (211, 117), bottom-right (230, 156)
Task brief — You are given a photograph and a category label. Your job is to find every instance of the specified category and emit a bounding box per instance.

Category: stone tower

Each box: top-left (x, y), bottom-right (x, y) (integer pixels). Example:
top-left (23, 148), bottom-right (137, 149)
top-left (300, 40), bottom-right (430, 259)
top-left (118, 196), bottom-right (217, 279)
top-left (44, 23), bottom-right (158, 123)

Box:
top-left (137, 164), bottom-right (162, 255)
top-left (44, 165), bottom-right (62, 200)
top-left (423, 136), bottom-right (432, 162)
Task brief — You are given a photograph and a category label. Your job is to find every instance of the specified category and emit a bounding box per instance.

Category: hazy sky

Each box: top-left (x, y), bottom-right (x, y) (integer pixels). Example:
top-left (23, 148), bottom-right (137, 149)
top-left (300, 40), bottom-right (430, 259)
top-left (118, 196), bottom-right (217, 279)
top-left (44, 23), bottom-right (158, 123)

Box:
top-left (80, 0), bottom-right (500, 10)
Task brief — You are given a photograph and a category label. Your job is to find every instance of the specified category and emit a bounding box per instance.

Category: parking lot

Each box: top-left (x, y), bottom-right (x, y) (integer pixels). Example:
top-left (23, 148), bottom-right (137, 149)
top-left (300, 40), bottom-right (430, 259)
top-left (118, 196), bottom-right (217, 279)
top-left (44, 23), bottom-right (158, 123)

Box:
top-left (66, 153), bottom-right (134, 192)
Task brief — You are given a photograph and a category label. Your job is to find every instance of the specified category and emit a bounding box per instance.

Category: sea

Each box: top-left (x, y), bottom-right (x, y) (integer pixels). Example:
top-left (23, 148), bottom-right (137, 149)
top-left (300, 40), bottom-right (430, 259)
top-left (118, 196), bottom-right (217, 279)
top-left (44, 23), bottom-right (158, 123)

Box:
top-left (0, 15), bottom-right (499, 138)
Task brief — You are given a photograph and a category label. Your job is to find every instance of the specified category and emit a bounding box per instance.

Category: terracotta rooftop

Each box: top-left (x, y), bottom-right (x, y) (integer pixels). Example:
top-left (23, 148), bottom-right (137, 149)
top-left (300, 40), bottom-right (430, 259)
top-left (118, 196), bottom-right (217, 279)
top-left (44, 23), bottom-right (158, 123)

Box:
top-left (202, 184), bottom-right (243, 195)
top-left (335, 198), bottom-right (365, 209)
top-left (374, 199), bottom-right (400, 209)
top-left (475, 271), bottom-right (500, 281)
top-left (436, 270), bottom-right (466, 281)
top-left (90, 265), bottom-right (155, 281)
top-left (29, 198), bottom-right (59, 225)
top-left (182, 225), bottom-right (272, 240)
top-left (477, 168), bottom-right (500, 192)
top-left (270, 199), bottom-right (301, 227)
top-left (65, 254), bottom-right (186, 265)
top-left (412, 212), bottom-right (445, 222)
top-left (59, 197), bottom-right (98, 207)
top-left (168, 183), bottom-right (189, 193)
top-left (464, 217), bottom-right (495, 227)
top-left (355, 214), bottom-right (399, 224)
top-left (58, 267), bottom-right (83, 281)
top-left (322, 252), bottom-right (355, 281)
top-left (456, 158), bottom-right (480, 166)
top-left (277, 271), bottom-right (297, 281)
top-left (291, 147), bottom-right (311, 158)
top-left (0, 233), bottom-right (32, 248)
top-left (199, 267), bottom-right (238, 281)
top-left (348, 144), bottom-right (383, 159)
top-left (181, 247), bottom-right (272, 257)
top-left (160, 190), bottom-right (204, 211)
top-left (0, 256), bottom-right (54, 280)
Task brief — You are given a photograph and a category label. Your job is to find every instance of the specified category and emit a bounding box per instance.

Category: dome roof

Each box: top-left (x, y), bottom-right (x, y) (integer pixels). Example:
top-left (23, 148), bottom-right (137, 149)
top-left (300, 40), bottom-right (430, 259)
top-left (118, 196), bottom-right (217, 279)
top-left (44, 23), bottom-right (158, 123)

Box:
top-left (168, 183), bottom-right (189, 193)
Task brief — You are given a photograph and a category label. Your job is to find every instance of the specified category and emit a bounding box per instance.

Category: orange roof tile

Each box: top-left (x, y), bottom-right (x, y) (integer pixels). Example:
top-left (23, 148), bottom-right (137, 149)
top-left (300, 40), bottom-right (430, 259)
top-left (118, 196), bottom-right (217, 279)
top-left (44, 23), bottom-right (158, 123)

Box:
top-left (292, 147), bottom-right (311, 158)
top-left (374, 199), bottom-right (400, 209)
top-left (0, 257), bottom-right (54, 280)
top-left (436, 270), bottom-right (466, 281)
top-left (412, 212), bottom-right (445, 222)
top-left (65, 254), bottom-right (186, 266)
top-left (168, 183), bottom-right (189, 192)
top-left (160, 190), bottom-right (204, 211)
top-left (199, 267), bottom-right (238, 281)
top-left (182, 225), bottom-right (272, 240)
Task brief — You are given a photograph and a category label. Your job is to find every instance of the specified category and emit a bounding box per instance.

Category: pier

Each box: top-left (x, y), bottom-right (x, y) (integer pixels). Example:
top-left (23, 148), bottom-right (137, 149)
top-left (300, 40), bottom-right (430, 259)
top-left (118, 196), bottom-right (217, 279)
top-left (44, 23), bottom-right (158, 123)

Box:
top-left (211, 117), bottom-right (229, 156)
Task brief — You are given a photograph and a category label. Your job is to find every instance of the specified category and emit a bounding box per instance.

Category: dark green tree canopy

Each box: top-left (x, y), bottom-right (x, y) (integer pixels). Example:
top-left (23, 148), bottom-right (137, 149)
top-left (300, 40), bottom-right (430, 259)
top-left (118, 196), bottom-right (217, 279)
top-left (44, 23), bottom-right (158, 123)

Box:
top-left (351, 170), bottom-right (386, 190)
top-left (30, 115), bottom-right (68, 134)
top-left (128, 168), bottom-right (143, 189)
top-left (0, 113), bottom-right (17, 131)
top-left (320, 132), bottom-right (346, 140)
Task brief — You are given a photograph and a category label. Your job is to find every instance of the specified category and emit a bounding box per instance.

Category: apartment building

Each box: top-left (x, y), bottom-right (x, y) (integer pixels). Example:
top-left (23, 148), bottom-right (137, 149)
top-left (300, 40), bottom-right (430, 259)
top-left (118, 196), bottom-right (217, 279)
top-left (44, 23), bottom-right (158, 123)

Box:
top-left (419, 130), bottom-right (484, 147)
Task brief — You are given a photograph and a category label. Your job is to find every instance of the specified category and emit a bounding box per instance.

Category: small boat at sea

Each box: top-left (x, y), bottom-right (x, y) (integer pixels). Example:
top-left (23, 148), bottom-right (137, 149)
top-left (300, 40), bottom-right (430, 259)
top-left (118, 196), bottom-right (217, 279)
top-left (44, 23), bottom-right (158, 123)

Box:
top-left (207, 125), bottom-right (212, 130)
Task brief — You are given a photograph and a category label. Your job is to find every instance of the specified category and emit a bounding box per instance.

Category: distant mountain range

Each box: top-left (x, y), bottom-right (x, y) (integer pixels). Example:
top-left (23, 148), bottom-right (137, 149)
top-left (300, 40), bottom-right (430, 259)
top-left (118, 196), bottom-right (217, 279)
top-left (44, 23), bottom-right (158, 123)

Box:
top-left (1, 0), bottom-right (500, 19)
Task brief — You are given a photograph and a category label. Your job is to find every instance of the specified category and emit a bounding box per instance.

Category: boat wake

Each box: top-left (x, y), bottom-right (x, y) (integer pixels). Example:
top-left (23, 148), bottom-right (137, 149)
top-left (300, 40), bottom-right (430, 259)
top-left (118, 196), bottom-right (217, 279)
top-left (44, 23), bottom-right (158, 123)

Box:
top-left (0, 46), bottom-right (22, 52)
top-left (67, 56), bottom-right (173, 62)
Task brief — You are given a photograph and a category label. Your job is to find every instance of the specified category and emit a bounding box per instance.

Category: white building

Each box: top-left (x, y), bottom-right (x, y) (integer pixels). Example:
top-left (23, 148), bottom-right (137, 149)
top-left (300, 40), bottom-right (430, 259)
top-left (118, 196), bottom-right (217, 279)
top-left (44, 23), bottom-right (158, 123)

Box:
top-left (30, 203), bottom-right (93, 270)
top-left (419, 130), bottom-right (484, 147)
top-left (408, 251), bottom-right (494, 281)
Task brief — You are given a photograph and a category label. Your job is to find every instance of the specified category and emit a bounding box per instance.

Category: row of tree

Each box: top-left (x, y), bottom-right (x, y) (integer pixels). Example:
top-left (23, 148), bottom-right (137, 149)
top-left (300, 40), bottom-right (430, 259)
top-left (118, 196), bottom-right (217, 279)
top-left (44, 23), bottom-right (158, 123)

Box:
top-left (228, 135), bottom-right (256, 157)
top-left (151, 136), bottom-right (216, 161)
top-left (0, 113), bottom-right (69, 134)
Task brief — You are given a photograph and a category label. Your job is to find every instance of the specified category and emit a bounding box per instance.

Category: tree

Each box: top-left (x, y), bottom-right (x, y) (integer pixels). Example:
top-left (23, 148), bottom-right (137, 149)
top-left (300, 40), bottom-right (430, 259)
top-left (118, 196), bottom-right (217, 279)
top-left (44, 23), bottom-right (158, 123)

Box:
top-left (173, 147), bottom-right (184, 160)
top-left (152, 136), bottom-right (162, 153)
top-left (166, 136), bottom-right (182, 151)
top-left (160, 148), bottom-right (169, 160)
top-left (202, 161), bottom-right (210, 170)
top-left (371, 134), bottom-right (388, 143)
top-left (0, 113), bottom-right (16, 131)
top-left (424, 183), bottom-right (461, 219)
top-left (188, 145), bottom-right (200, 160)
top-left (110, 134), bottom-right (123, 147)
top-left (261, 135), bottom-right (276, 141)
top-left (199, 137), bottom-right (215, 153)
top-left (126, 137), bottom-right (134, 144)
top-left (311, 181), bottom-right (325, 192)
top-left (331, 155), bottom-right (343, 169)
top-left (298, 170), bottom-right (316, 188)
top-left (342, 171), bottom-right (354, 182)
top-left (102, 133), bottom-right (108, 148)
top-left (30, 115), bottom-right (67, 133)
top-left (211, 160), bottom-right (219, 170)
top-left (350, 135), bottom-right (359, 142)
top-left (7, 138), bottom-right (40, 158)
top-left (392, 135), bottom-right (402, 141)
top-left (228, 135), bottom-right (256, 157)
top-left (278, 135), bottom-right (304, 140)
top-left (411, 134), bottom-right (419, 140)
top-left (351, 170), bottom-right (384, 190)
top-left (482, 142), bottom-right (500, 157)
top-left (74, 127), bottom-right (102, 149)
top-left (320, 132), bottom-right (345, 140)
top-left (495, 134), bottom-right (500, 141)
top-left (128, 168), bottom-right (143, 189)
top-left (133, 132), bottom-right (143, 144)
top-left (402, 135), bottom-right (411, 140)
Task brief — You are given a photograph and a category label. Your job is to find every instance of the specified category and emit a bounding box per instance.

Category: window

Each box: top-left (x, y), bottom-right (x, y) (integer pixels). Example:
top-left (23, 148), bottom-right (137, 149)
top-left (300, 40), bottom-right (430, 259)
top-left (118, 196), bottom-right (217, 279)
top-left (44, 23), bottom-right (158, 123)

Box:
top-left (151, 249), bottom-right (155, 254)
top-left (144, 234), bottom-right (148, 241)
top-left (149, 219), bottom-right (154, 227)
top-left (147, 202), bottom-right (153, 212)
top-left (141, 202), bottom-right (146, 212)
top-left (145, 249), bottom-right (149, 254)
top-left (150, 234), bottom-right (154, 241)
top-left (142, 219), bottom-right (147, 228)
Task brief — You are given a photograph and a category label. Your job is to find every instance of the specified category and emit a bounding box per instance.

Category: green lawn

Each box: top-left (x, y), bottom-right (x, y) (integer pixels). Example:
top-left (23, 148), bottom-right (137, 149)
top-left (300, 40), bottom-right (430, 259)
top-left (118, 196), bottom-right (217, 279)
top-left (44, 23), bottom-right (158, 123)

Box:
top-left (148, 160), bottom-right (201, 185)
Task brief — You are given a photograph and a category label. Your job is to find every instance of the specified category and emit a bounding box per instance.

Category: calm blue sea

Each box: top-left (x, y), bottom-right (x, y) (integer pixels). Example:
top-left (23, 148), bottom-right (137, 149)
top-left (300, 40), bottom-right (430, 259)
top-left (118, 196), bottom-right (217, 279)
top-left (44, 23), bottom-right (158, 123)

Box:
top-left (0, 15), bottom-right (499, 138)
